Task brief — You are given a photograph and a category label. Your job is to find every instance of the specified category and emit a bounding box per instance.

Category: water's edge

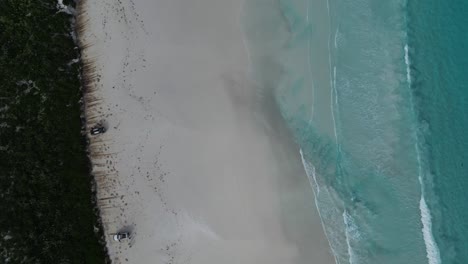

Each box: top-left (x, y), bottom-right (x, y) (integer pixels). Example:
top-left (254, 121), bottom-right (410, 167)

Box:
top-left (241, 0), bottom-right (445, 263)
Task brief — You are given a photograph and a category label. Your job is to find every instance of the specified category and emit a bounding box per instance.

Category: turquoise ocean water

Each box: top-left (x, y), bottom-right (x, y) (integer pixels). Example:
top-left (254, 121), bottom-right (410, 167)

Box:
top-left (243, 0), bottom-right (468, 263)
top-left (408, 0), bottom-right (468, 263)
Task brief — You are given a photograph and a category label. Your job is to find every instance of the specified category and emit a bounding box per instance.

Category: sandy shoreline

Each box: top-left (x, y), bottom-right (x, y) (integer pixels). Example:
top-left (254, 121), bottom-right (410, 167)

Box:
top-left (77, 0), bottom-right (335, 263)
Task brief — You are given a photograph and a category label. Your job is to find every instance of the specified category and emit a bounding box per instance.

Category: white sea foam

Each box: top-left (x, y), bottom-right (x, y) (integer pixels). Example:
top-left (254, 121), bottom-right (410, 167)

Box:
top-left (342, 210), bottom-right (358, 264)
top-left (300, 149), bottom-right (341, 264)
top-left (404, 44), bottom-right (411, 84)
top-left (406, 42), bottom-right (442, 264)
top-left (334, 27), bottom-right (339, 49)
top-left (325, 0), bottom-right (339, 146)
top-left (419, 196), bottom-right (442, 264)
top-left (329, 59), bottom-right (338, 144)
top-left (300, 149), bottom-right (320, 194)
top-left (331, 65), bottom-right (339, 146)
top-left (416, 144), bottom-right (441, 264)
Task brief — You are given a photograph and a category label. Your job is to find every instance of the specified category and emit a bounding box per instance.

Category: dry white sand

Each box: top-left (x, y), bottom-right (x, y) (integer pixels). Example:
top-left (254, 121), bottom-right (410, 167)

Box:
top-left (77, 0), bottom-right (335, 263)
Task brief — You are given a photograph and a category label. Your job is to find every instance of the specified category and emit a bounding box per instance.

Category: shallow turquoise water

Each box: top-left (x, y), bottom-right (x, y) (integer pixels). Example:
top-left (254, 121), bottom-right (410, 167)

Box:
top-left (243, 0), bottom-right (468, 263)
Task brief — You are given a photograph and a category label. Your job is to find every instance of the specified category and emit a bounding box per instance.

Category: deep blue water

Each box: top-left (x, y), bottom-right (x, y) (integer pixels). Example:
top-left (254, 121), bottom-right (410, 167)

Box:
top-left (243, 0), bottom-right (468, 263)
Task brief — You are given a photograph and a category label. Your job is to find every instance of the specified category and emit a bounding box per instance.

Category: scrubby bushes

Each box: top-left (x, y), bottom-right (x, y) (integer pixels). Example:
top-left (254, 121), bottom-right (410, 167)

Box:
top-left (0, 1), bottom-right (107, 263)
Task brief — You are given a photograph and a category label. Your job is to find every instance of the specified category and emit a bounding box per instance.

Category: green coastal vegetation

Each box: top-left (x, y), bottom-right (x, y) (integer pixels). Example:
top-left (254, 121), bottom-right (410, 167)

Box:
top-left (0, 0), bottom-right (108, 262)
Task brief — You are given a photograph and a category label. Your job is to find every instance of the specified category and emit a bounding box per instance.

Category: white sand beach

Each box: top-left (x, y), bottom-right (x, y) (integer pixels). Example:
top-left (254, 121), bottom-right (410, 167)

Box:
top-left (77, 0), bottom-right (335, 263)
